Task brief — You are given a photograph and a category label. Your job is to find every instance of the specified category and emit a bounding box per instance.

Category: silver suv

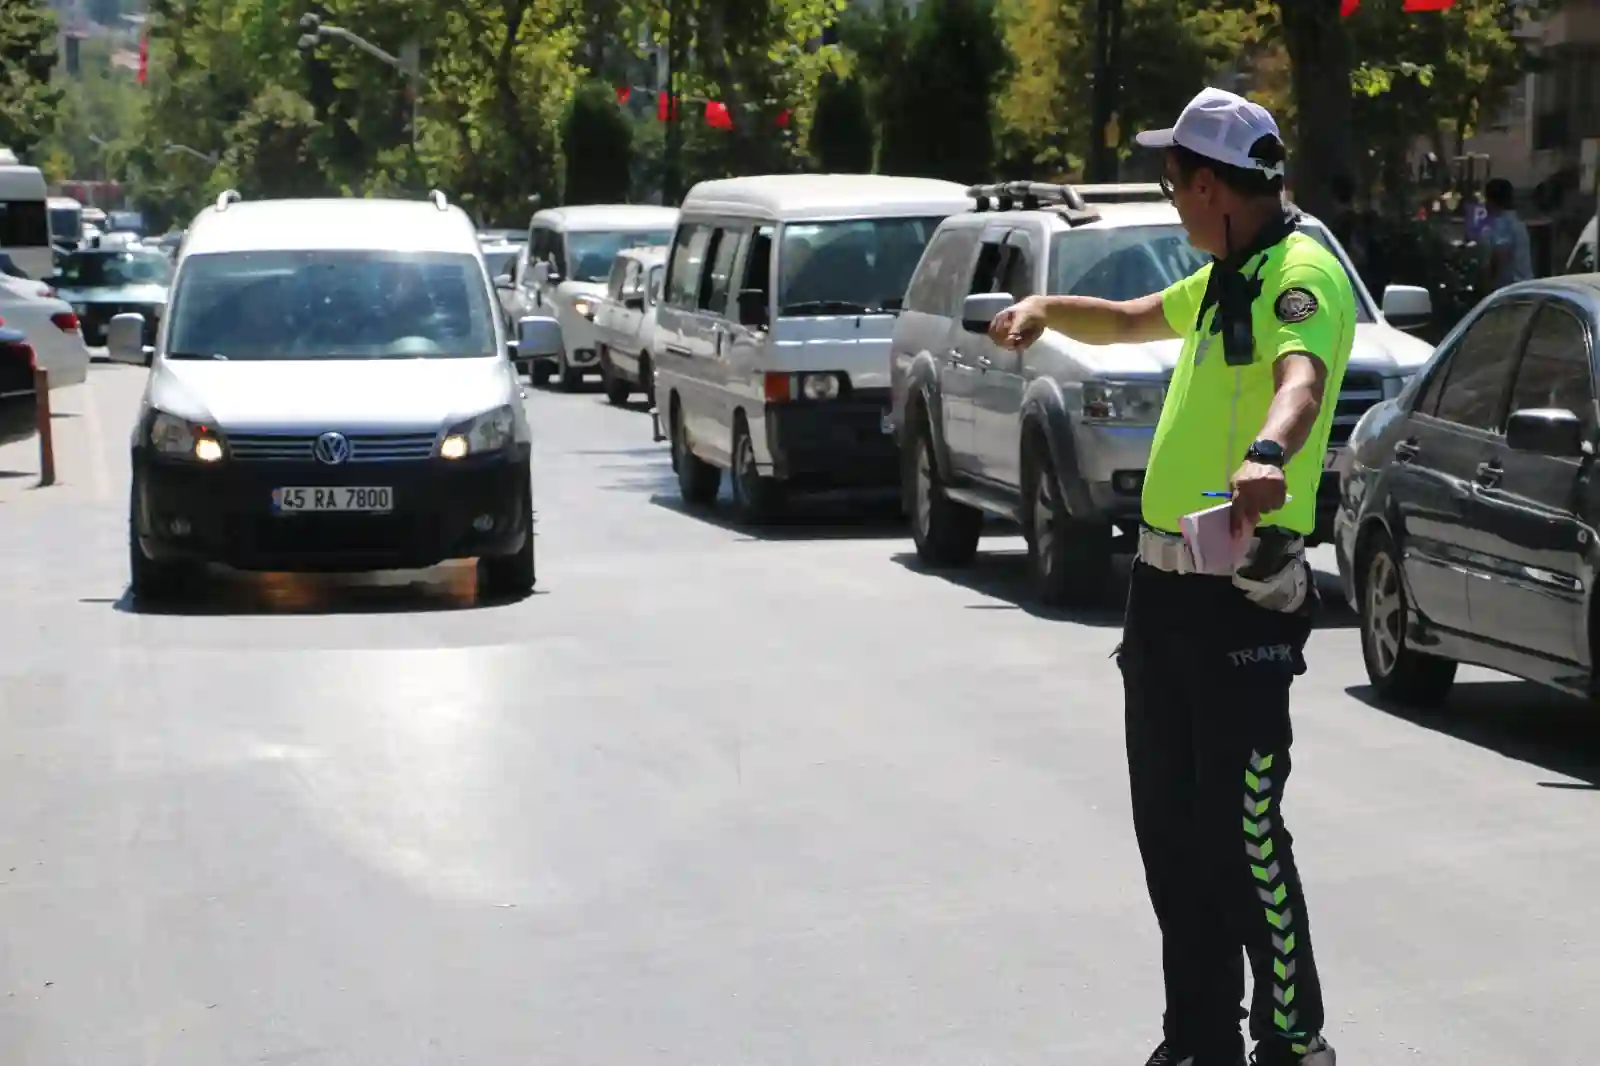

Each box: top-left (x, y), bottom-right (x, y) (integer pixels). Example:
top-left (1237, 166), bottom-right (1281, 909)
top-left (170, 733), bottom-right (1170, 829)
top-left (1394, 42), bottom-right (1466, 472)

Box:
top-left (889, 182), bottom-right (1436, 605)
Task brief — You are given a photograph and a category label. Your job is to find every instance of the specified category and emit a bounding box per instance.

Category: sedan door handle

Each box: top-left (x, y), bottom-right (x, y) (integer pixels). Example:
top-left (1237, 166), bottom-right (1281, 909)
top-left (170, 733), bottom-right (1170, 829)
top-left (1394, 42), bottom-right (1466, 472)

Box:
top-left (1393, 438), bottom-right (1420, 462)
top-left (1475, 460), bottom-right (1503, 488)
top-left (976, 354), bottom-right (993, 368)
top-left (666, 344), bottom-right (692, 357)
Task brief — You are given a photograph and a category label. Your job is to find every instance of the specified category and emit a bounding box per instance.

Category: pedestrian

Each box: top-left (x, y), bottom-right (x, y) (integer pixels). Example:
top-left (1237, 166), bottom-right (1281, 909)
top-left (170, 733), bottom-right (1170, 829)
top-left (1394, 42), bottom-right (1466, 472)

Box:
top-left (988, 87), bottom-right (1350, 1066)
top-left (1482, 177), bottom-right (1534, 289)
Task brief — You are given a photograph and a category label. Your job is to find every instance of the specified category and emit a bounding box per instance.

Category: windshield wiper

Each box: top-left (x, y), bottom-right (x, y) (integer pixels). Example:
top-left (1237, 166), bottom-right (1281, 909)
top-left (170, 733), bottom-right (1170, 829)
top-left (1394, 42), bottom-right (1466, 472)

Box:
top-left (780, 300), bottom-right (872, 315)
top-left (165, 351), bottom-right (226, 360)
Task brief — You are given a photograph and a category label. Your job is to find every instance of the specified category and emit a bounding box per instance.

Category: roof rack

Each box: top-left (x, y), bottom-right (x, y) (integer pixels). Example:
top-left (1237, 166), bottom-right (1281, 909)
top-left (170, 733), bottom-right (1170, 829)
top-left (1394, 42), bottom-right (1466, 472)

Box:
top-left (214, 189), bottom-right (242, 211)
top-left (966, 181), bottom-right (1100, 225)
top-left (427, 189), bottom-right (449, 211)
top-left (1074, 183), bottom-right (1167, 204)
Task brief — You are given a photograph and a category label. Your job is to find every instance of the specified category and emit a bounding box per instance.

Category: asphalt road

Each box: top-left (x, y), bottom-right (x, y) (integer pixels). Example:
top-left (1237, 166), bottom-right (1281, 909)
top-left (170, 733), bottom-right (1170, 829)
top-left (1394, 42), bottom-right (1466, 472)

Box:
top-left (1, 361), bottom-right (1596, 1065)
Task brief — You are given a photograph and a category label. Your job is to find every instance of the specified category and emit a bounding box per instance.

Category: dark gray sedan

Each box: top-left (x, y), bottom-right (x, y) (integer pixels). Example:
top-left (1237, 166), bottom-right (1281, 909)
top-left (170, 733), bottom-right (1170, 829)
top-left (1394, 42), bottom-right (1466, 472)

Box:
top-left (1334, 275), bottom-right (1600, 707)
top-left (48, 248), bottom-right (172, 347)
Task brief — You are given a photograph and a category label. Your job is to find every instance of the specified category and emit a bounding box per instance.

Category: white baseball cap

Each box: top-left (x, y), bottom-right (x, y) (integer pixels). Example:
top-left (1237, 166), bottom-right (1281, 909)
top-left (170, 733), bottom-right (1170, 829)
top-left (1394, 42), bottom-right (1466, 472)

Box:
top-left (1135, 87), bottom-right (1286, 179)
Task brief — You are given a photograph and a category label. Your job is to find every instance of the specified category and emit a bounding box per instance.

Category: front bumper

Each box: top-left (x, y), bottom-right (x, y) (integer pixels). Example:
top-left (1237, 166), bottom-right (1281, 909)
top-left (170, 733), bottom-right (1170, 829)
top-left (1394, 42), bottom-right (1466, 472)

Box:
top-left (765, 393), bottom-right (898, 487)
top-left (132, 446), bottom-right (531, 572)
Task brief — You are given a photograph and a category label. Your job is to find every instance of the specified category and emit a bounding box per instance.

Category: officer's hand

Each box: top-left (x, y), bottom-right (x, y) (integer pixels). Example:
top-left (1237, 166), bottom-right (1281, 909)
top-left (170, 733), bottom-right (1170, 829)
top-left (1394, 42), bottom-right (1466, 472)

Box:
top-left (1229, 461), bottom-right (1287, 537)
top-left (989, 296), bottom-right (1047, 350)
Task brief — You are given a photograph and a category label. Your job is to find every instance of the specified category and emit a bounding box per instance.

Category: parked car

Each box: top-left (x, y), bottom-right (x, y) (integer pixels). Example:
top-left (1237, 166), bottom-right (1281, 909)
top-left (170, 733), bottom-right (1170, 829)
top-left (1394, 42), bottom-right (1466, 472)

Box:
top-left (0, 324), bottom-right (37, 445)
top-left (891, 181), bottom-right (1436, 605)
top-left (519, 204), bottom-right (678, 389)
top-left (655, 174), bottom-right (971, 522)
top-left (48, 246), bottom-right (171, 349)
top-left (112, 188), bottom-right (544, 603)
top-left (1335, 275), bottom-right (1600, 707)
top-left (591, 246), bottom-right (666, 406)
top-left (0, 274), bottom-right (91, 388)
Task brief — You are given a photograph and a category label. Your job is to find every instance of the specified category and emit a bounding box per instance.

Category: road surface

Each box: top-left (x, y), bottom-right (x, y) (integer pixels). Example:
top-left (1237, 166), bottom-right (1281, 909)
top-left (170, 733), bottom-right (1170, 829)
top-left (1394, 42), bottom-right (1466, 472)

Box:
top-left (0, 362), bottom-right (1595, 1064)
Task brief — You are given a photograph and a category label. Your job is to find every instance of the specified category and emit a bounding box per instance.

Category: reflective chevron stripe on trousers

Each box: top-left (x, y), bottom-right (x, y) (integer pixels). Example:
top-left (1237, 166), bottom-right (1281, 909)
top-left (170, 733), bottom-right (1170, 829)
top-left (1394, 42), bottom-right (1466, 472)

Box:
top-left (1117, 561), bottom-right (1325, 1062)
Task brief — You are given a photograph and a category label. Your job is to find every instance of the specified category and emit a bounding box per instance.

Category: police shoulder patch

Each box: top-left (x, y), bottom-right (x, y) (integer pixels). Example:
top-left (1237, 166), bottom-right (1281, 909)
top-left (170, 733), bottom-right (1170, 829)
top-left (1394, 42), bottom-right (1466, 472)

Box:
top-left (1274, 287), bottom-right (1318, 324)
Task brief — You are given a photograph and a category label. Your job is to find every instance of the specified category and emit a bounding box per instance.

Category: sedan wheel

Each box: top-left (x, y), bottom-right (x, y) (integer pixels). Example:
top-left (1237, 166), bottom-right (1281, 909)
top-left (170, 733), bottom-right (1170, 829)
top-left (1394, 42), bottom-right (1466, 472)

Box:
top-left (1358, 534), bottom-right (1457, 707)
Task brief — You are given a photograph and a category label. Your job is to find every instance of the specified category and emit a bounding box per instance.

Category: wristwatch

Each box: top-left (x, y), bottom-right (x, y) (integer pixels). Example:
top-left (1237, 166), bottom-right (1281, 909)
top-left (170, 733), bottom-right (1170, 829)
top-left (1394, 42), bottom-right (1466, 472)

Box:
top-left (1245, 439), bottom-right (1286, 467)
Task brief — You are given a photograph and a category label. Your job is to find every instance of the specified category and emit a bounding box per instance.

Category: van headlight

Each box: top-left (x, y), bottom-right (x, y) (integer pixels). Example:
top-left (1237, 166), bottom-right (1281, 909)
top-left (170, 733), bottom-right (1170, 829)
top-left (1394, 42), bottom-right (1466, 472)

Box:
top-left (440, 405), bottom-right (515, 459)
top-left (1081, 380), bottom-right (1165, 423)
top-left (572, 296), bottom-right (596, 321)
top-left (147, 410), bottom-right (225, 462)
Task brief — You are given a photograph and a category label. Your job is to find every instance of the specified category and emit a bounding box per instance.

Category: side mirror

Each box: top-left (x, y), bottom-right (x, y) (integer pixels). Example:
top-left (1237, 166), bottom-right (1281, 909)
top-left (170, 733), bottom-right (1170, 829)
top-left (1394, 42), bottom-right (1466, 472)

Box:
top-left (494, 273), bottom-right (513, 290)
top-left (737, 288), bottom-right (769, 329)
top-left (517, 315), bottom-right (564, 359)
top-left (623, 292), bottom-right (645, 311)
top-left (1506, 407), bottom-right (1587, 458)
top-left (106, 313), bottom-right (151, 366)
top-left (530, 261), bottom-right (550, 286)
top-left (962, 291), bottom-right (1015, 334)
top-left (1382, 284), bottom-right (1432, 332)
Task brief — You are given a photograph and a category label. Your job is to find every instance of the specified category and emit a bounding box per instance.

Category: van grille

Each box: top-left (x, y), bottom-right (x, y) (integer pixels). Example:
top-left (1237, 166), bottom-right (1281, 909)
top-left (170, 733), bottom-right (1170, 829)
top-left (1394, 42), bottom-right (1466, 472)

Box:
top-left (227, 431), bottom-right (438, 463)
top-left (1330, 372), bottom-right (1384, 448)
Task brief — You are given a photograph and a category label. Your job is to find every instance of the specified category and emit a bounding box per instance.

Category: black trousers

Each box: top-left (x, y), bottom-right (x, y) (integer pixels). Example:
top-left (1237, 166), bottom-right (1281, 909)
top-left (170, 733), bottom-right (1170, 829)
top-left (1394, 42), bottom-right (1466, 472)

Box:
top-left (1117, 561), bottom-right (1324, 1061)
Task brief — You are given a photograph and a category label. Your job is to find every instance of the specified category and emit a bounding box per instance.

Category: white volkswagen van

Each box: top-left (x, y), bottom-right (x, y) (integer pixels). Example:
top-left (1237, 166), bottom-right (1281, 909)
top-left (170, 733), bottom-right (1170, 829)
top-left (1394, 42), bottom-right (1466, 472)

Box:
top-left (0, 164), bottom-right (53, 279)
top-left (653, 174), bottom-right (970, 522)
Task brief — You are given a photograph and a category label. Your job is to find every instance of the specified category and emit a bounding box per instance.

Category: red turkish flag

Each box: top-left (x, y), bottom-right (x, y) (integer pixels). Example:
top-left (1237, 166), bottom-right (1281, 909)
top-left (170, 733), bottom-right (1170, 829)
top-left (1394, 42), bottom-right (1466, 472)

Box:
top-left (704, 100), bottom-right (733, 129)
top-left (136, 33), bottom-right (149, 83)
top-left (615, 86), bottom-right (631, 105)
top-left (1402, 0), bottom-right (1456, 9)
top-left (656, 92), bottom-right (678, 121)
top-left (776, 109), bottom-right (791, 129)
top-left (1340, 0), bottom-right (1359, 14)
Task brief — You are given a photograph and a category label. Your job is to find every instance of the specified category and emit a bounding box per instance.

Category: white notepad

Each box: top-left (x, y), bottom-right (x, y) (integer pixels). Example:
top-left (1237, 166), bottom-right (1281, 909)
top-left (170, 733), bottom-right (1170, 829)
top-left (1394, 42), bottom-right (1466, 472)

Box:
top-left (1180, 502), bottom-right (1247, 575)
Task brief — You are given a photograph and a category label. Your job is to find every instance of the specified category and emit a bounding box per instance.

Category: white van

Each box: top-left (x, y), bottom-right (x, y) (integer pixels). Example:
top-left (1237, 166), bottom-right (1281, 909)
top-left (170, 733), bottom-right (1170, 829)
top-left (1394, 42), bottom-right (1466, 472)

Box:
top-left (517, 204), bottom-right (678, 389)
top-left (0, 165), bottom-right (53, 279)
top-left (653, 173), bottom-right (970, 522)
top-left (48, 197), bottom-right (84, 253)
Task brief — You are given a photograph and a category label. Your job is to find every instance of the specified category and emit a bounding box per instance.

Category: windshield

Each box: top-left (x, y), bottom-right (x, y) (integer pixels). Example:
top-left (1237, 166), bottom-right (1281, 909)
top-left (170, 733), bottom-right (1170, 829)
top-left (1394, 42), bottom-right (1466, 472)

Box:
top-left (778, 216), bottom-right (945, 314)
top-left (56, 250), bottom-right (171, 287)
top-left (165, 249), bottom-right (497, 361)
top-left (1048, 223), bottom-right (1373, 323)
top-left (50, 208), bottom-right (82, 242)
top-left (567, 230), bottom-right (673, 283)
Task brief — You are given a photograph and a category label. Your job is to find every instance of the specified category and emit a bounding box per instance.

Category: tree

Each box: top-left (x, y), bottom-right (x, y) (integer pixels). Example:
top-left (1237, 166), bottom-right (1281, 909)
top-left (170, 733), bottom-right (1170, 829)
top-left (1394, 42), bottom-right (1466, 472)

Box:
top-left (0, 0), bottom-right (63, 159)
top-left (879, 0), bottom-right (1005, 182)
top-left (808, 71), bottom-right (873, 172)
top-left (836, 0), bottom-right (913, 166)
top-left (562, 80), bottom-right (634, 203)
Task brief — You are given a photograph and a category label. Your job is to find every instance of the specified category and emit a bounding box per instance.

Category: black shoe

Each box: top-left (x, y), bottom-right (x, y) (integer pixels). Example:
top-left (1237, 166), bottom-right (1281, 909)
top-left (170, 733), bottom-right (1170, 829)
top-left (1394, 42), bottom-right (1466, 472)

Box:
top-left (1145, 1042), bottom-right (1195, 1066)
top-left (1250, 1035), bottom-right (1336, 1066)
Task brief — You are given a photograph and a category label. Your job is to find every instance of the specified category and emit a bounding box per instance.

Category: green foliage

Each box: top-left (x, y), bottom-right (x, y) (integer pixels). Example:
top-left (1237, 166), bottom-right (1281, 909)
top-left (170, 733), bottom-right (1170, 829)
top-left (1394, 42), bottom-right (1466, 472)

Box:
top-left (563, 80), bottom-right (634, 203)
top-left (879, 0), bottom-right (1005, 182)
top-left (807, 71), bottom-right (872, 172)
top-left (0, 0), bottom-right (63, 159)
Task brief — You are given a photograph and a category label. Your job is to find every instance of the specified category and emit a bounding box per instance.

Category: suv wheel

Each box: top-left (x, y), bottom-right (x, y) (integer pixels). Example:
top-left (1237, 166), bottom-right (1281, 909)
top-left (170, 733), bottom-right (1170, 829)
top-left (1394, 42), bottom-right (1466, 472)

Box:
top-left (730, 419), bottom-right (781, 523)
top-left (1359, 532), bottom-right (1456, 706)
top-left (1024, 436), bottom-right (1110, 606)
top-left (559, 353), bottom-right (584, 392)
top-left (530, 361), bottom-right (553, 387)
top-left (673, 406), bottom-right (720, 506)
top-left (908, 419), bottom-right (981, 567)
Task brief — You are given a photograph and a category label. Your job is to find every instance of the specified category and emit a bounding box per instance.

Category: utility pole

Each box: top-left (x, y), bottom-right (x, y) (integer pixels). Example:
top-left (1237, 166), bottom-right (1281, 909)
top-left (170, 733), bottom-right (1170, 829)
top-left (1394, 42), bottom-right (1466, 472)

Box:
top-left (1088, 0), bottom-right (1122, 183)
top-left (662, 0), bottom-right (684, 204)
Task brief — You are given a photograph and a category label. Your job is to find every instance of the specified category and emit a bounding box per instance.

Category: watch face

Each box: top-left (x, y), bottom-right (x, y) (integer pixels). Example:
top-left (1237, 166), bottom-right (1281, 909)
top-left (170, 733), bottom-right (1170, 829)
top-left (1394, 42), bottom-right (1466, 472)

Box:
top-left (1251, 441), bottom-right (1285, 464)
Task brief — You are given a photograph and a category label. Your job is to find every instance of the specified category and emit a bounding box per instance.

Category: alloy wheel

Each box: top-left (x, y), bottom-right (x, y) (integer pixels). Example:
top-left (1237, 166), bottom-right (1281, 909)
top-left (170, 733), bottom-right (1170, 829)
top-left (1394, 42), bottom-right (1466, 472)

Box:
top-left (1365, 550), bottom-right (1404, 678)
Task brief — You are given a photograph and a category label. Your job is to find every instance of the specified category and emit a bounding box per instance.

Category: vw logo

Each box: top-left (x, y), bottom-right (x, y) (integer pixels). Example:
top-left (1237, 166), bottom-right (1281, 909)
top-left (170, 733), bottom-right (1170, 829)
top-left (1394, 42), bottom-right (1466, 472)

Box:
top-left (312, 431), bottom-right (351, 466)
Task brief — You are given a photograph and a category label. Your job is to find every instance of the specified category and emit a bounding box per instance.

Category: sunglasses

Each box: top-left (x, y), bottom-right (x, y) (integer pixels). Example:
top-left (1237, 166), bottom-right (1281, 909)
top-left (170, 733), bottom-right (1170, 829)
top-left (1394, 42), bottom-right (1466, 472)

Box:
top-left (1159, 175), bottom-right (1177, 202)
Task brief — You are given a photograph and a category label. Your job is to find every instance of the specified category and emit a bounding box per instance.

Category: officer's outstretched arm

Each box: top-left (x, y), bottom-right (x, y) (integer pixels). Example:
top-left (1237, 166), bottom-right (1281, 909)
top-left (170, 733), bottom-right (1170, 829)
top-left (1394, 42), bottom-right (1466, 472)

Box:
top-left (1260, 353), bottom-right (1329, 460)
top-left (988, 292), bottom-right (1175, 350)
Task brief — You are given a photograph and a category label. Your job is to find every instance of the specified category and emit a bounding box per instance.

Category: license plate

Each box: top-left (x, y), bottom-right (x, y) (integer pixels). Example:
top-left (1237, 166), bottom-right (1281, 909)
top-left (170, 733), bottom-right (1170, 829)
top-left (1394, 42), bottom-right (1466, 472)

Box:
top-left (272, 486), bottom-right (393, 513)
top-left (1324, 448), bottom-right (1344, 471)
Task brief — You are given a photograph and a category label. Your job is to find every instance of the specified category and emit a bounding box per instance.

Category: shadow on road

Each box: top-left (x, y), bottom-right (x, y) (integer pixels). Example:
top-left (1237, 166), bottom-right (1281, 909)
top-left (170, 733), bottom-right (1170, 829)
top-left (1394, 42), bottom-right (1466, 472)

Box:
top-left (1346, 681), bottom-right (1600, 789)
top-left (648, 492), bottom-right (910, 542)
top-left (97, 564), bottom-right (540, 616)
top-left (892, 550), bottom-right (1357, 631)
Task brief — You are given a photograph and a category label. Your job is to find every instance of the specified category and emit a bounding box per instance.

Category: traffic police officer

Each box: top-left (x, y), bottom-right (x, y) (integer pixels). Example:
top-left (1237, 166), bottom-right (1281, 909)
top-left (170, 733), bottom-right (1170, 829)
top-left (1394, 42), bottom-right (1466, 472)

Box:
top-left (989, 88), bottom-right (1352, 1066)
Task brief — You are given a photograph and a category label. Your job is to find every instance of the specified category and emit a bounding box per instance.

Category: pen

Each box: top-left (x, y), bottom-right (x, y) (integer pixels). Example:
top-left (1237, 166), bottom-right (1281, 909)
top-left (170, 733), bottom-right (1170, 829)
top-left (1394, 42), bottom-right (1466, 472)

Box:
top-left (1202, 492), bottom-right (1294, 500)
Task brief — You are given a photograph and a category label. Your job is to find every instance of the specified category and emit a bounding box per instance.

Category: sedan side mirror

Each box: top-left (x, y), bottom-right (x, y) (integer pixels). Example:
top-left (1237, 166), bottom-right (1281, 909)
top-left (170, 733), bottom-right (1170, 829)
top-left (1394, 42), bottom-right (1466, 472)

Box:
top-left (962, 291), bottom-right (1015, 334)
top-left (1506, 407), bottom-right (1588, 458)
top-left (1382, 284), bottom-right (1432, 332)
top-left (736, 288), bottom-right (769, 329)
top-left (517, 315), bottom-right (564, 359)
top-left (106, 312), bottom-right (151, 366)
